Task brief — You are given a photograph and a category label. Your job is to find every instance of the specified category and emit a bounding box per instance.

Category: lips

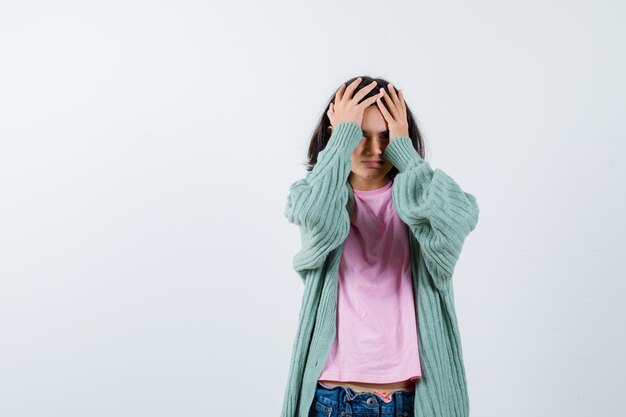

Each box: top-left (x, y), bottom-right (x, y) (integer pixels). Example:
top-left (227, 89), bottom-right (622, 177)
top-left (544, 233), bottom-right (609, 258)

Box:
top-left (363, 160), bottom-right (384, 168)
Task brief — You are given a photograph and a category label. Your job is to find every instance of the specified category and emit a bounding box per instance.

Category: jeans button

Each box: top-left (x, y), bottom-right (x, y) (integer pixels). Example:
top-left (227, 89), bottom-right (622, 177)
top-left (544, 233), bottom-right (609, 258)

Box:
top-left (366, 397), bottom-right (376, 406)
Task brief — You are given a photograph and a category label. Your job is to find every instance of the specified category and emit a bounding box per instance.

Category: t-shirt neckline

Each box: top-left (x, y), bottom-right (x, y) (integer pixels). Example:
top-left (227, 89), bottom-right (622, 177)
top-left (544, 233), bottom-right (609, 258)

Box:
top-left (352, 180), bottom-right (392, 196)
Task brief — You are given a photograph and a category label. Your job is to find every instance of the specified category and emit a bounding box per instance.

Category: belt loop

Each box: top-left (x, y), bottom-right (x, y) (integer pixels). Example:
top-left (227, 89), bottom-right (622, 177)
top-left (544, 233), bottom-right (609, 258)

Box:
top-left (340, 386), bottom-right (353, 415)
top-left (345, 386), bottom-right (357, 400)
top-left (395, 390), bottom-right (403, 416)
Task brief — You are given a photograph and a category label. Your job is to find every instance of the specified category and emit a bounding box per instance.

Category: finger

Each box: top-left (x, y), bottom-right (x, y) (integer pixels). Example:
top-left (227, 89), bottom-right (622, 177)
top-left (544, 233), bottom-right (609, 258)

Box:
top-left (387, 83), bottom-right (400, 104)
top-left (352, 80), bottom-right (378, 103)
top-left (335, 84), bottom-right (346, 103)
top-left (398, 89), bottom-right (407, 111)
top-left (387, 84), bottom-right (402, 117)
top-left (375, 95), bottom-right (394, 122)
top-left (380, 88), bottom-right (400, 120)
top-left (358, 90), bottom-right (384, 109)
top-left (343, 77), bottom-right (364, 102)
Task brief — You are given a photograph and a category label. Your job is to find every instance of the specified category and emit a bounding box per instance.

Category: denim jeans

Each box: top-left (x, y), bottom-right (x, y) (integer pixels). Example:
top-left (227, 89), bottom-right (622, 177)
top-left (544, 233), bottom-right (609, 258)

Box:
top-left (309, 382), bottom-right (415, 417)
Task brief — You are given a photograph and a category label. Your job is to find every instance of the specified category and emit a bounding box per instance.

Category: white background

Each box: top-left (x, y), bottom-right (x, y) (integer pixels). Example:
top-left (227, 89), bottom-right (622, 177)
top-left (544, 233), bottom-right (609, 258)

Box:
top-left (1, 1), bottom-right (625, 416)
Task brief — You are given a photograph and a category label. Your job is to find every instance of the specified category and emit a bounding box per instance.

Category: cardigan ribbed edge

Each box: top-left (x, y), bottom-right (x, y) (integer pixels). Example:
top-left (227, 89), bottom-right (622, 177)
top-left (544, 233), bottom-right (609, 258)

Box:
top-left (383, 135), bottom-right (425, 171)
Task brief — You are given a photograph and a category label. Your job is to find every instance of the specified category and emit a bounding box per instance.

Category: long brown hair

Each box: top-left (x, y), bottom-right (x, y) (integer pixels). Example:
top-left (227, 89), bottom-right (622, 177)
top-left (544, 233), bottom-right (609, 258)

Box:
top-left (304, 75), bottom-right (426, 181)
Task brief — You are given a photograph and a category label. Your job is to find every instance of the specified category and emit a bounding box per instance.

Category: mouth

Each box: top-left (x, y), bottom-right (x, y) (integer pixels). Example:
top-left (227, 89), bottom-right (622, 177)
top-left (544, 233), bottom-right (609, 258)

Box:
top-left (363, 160), bottom-right (385, 168)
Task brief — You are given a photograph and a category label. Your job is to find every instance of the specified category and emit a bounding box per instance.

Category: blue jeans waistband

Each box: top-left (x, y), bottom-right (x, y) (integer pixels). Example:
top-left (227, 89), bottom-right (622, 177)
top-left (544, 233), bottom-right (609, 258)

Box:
top-left (312, 382), bottom-right (415, 416)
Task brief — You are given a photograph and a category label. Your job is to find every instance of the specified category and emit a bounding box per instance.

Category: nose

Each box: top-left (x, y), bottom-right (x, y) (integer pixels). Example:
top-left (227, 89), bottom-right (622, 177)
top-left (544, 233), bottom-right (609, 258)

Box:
top-left (365, 137), bottom-right (385, 155)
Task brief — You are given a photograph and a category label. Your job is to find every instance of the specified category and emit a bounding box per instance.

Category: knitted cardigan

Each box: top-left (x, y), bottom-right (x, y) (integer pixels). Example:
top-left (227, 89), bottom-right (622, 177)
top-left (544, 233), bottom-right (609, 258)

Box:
top-left (281, 121), bottom-right (480, 417)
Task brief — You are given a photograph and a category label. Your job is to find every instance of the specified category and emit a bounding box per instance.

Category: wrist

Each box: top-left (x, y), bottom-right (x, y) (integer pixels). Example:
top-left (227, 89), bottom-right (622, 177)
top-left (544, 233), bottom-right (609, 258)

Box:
top-left (390, 130), bottom-right (410, 141)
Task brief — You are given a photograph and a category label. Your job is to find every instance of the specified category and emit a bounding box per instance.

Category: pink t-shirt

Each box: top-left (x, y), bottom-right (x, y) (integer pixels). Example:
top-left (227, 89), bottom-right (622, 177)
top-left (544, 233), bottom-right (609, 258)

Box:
top-left (319, 179), bottom-right (422, 383)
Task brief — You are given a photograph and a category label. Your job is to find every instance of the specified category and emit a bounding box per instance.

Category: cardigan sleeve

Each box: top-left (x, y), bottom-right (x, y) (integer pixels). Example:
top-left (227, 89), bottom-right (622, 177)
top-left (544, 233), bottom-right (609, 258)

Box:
top-left (383, 136), bottom-right (479, 291)
top-left (284, 121), bottom-right (363, 282)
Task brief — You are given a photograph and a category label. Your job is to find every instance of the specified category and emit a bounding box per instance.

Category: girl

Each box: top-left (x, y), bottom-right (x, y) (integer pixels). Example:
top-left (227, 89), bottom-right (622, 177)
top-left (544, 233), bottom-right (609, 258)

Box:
top-left (281, 76), bottom-right (480, 417)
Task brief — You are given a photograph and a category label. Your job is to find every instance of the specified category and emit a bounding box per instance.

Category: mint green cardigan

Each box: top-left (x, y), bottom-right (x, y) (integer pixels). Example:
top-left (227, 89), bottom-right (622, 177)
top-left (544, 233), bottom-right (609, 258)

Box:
top-left (281, 121), bottom-right (480, 417)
